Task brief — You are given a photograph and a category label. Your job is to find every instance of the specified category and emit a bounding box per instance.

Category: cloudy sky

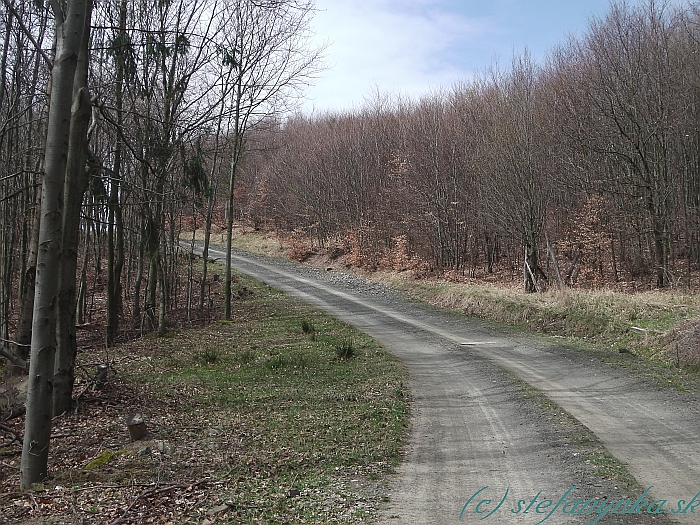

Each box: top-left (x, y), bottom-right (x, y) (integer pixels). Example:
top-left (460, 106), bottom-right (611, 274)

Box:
top-left (300, 0), bottom-right (646, 114)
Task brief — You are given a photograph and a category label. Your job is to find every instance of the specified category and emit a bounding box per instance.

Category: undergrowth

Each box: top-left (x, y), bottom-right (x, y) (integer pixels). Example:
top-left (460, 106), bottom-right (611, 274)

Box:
top-left (0, 267), bottom-right (409, 525)
top-left (124, 269), bottom-right (410, 523)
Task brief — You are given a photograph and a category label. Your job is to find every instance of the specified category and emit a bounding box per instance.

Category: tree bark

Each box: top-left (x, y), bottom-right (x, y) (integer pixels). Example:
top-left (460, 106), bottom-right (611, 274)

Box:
top-left (106, 0), bottom-right (127, 347)
top-left (224, 80), bottom-right (243, 320)
top-left (54, 0), bottom-right (93, 417)
top-left (199, 191), bottom-right (214, 310)
top-left (21, 0), bottom-right (89, 489)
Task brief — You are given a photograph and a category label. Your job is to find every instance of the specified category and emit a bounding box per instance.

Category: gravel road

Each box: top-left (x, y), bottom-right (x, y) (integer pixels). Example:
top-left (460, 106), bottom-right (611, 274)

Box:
top-left (198, 245), bottom-right (699, 525)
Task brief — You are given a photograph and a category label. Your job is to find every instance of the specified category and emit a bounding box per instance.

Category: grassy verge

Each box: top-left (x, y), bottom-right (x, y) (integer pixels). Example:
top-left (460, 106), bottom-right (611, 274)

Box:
top-left (0, 269), bottom-right (408, 525)
top-left (127, 272), bottom-right (409, 523)
top-left (375, 276), bottom-right (700, 391)
top-left (182, 226), bottom-right (287, 259)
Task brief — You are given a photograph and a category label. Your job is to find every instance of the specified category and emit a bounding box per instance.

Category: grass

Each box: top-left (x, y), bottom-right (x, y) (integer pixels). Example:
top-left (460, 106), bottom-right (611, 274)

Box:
top-left (378, 278), bottom-right (697, 347)
top-left (376, 276), bottom-right (700, 390)
top-left (113, 268), bottom-right (409, 523)
top-left (334, 339), bottom-right (357, 360)
top-left (182, 226), bottom-right (287, 259)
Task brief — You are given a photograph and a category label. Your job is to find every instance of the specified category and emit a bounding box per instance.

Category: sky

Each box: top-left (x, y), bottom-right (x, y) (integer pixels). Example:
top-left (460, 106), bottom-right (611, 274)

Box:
top-left (300, 0), bottom-right (645, 114)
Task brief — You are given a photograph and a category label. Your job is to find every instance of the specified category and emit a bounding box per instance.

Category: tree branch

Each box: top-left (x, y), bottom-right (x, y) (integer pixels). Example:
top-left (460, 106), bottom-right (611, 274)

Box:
top-left (0, 0), bottom-right (53, 69)
top-left (0, 345), bottom-right (28, 369)
top-left (48, 0), bottom-right (64, 24)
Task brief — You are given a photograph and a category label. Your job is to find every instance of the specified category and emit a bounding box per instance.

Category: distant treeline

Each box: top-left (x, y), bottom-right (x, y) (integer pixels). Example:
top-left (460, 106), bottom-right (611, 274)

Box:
top-left (236, 0), bottom-right (700, 291)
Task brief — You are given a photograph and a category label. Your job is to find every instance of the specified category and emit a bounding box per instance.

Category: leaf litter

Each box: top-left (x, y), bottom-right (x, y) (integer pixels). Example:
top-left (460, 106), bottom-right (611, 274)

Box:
top-left (0, 272), bottom-right (409, 524)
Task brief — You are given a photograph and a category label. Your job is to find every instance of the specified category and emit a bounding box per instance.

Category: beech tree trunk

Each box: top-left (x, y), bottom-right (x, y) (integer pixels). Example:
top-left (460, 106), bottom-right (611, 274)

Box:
top-left (21, 0), bottom-right (89, 489)
top-left (54, 0), bottom-right (93, 416)
top-left (14, 191), bottom-right (40, 364)
top-left (106, 0), bottom-right (127, 347)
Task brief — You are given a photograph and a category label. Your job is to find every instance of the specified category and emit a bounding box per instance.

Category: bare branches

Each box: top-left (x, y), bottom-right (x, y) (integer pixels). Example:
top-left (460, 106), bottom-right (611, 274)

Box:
top-left (232, 1), bottom-right (700, 291)
top-left (0, 0), bottom-right (53, 69)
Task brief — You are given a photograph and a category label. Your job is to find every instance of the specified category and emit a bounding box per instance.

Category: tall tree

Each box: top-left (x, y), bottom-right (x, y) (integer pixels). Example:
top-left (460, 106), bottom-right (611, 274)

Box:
top-left (105, 0), bottom-right (128, 347)
top-left (478, 54), bottom-right (552, 291)
top-left (53, 0), bottom-right (94, 416)
top-left (0, 0), bottom-right (50, 370)
top-left (21, 0), bottom-right (91, 488)
top-left (219, 0), bottom-right (325, 319)
top-left (581, 0), bottom-right (683, 287)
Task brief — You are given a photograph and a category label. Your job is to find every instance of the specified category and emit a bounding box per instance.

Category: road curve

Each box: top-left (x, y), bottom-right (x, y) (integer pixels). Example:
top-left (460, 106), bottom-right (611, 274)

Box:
top-left (197, 245), bottom-right (698, 524)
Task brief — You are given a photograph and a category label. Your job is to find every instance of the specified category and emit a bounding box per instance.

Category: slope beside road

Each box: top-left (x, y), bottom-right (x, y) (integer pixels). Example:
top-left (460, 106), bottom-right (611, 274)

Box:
top-left (196, 244), bottom-right (699, 524)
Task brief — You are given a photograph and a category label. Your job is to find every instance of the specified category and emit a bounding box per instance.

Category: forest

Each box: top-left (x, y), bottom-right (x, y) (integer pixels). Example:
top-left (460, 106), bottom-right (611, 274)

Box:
top-left (0, 0), bottom-right (699, 488)
top-left (0, 0), bottom-right (324, 488)
top-left (242, 0), bottom-right (700, 295)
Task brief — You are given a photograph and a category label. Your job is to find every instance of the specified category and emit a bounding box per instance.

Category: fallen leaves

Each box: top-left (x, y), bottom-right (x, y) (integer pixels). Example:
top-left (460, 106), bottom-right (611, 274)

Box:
top-left (0, 272), bottom-right (408, 524)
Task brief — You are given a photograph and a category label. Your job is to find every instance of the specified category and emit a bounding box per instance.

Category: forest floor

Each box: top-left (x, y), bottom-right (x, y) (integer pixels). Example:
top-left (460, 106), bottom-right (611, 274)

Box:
top-left (0, 270), bottom-right (409, 524)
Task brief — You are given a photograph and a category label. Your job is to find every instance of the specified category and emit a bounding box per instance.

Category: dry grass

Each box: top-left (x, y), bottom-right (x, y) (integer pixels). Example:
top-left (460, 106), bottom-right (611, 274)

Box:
top-left (380, 276), bottom-right (700, 358)
top-left (181, 226), bottom-right (288, 259)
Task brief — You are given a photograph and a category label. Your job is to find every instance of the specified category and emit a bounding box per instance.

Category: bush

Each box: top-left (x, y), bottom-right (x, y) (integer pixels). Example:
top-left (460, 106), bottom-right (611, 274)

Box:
top-left (301, 320), bottom-right (315, 334)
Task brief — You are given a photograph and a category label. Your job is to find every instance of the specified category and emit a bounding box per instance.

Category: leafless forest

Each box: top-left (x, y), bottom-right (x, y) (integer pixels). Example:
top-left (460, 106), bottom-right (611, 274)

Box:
top-left (0, 0), bottom-right (324, 487)
top-left (238, 0), bottom-right (700, 294)
top-left (0, 0), bottom-right (699, 486)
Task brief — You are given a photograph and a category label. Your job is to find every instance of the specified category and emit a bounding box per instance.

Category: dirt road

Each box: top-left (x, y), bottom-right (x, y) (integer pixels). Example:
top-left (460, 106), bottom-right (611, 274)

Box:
top-left (200, 246), bottom-right (699, 524)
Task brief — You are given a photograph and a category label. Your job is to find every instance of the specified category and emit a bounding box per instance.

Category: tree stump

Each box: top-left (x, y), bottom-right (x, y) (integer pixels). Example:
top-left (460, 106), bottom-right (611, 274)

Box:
top-left (125, 413), bottom-right (147, 441)
top-left (95, 365), bottom-right (109, 390)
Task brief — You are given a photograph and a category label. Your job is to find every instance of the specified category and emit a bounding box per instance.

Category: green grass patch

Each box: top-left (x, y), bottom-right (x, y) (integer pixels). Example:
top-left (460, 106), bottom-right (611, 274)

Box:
top-left (84, 449), bottom-right (119, 470)
top-left (114, 269), bottom-right (409, 523)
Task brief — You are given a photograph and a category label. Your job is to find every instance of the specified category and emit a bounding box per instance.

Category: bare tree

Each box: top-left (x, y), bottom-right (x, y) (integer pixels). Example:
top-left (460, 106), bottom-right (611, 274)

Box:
top-left (21, 0), bottom-right (91, 488)
top-left (53, 0), bottom-right (93, 416)
top-left (0, 0), bottom-right (50, 371)
top-left (580, 0), bottom-right (684, 287)
top-left (476, 54), bottom-right (553, 291)
top-left (218, 0), bottom-right (325, 319)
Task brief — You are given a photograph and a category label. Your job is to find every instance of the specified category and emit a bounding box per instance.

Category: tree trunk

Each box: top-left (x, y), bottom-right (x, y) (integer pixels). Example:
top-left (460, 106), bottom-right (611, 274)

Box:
top-left (224, 83), bottom-right (243, 320)
top-left (158, 260), bottom-right (166, 334)
top-left (13, 8), bottom-right (50, 369)
top-left (54, 0), bottom-right (93, 417)
top-left (200, 91), bottom-right (224, 312)
top-left (132, 231), bottom-right (145, 329)
top-left (524, 241), bottom-right (542, 293)
top-left (524, 246), bottom-right (536, 293)
top-left (106, 0), bottom-right (128, 347)
top-left (54, 87), bottom-right (90, 416)
top-left (14, 190), bottom-right (40, 364)
top-left (0, 7), bottom-right (11, 349)
top-left (21, 0), bottom-right (89, 489)
top-left (76, 223), bottom-right (89, 324)
top-left (199, 192), bottom-right (214, 310)
top-left (224, 164), bottom-right (236, 319)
